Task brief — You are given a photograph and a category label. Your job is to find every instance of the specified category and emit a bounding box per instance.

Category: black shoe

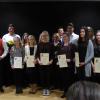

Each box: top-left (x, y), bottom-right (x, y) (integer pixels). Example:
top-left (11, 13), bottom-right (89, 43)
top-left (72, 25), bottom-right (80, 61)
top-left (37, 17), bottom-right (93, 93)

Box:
top-left (0, 87), bottom-right (4, 93)
top-left (16, 89), bottom-right (23, 94)
top-left (61, 94), bottom-right (65, 98)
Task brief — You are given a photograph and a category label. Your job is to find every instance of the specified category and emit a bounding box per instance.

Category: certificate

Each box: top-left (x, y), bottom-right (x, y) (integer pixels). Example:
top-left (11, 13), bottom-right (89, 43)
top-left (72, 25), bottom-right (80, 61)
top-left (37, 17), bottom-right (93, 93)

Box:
top-left (94, 57), bottom-right (100, 73)
top-left (40, 53), bottom-right (49, 65)
top-left (57, 54), bottom-right (68, 68)
top-left (75, 52), bottom-right (79, 67)
top-left (26, 56), bottom-right (35, 68)
top-left (14, 57), bottom-right (23, 69)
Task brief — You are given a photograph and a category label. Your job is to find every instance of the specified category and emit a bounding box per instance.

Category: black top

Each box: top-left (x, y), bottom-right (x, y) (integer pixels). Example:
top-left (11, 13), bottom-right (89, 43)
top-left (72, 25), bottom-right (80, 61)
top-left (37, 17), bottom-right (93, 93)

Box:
top-left (78, 41), bottom-right (87, 62)
top-left (58, 43), bottom-right (76, 67)
top-left (58, 43), bottom-right (76, 60)
top-left (52, 42), bottom-right (62, 65)
top-left (53, 42), bottom-right (62, 58)
top-left (36, 42), bottom-right (54, 60)
top-left (30, 47), bottom-right (34, 55)
top-left (94, 43), bottom-right (100, 57)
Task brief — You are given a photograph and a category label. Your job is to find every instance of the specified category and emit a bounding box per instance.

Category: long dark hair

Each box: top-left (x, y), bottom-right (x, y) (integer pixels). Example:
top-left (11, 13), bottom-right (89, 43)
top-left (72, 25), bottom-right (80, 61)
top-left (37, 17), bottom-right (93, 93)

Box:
top-left (78, 26), bottom-right (89, 47)
top-left (94, 30), bottom-right (100, 46)
top-left (66, 81), bottom-right (100, 100)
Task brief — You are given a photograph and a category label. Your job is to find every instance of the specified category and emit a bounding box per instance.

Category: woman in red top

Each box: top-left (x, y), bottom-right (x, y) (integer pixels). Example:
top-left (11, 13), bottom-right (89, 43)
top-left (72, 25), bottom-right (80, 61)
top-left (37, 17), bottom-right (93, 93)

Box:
top-left (0, 38), bottom-right (8, 93)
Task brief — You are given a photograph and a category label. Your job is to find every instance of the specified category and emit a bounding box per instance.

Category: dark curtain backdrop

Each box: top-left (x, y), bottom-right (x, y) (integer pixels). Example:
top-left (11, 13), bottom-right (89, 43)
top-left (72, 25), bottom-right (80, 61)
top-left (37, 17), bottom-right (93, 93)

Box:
top-left (0, 1), bottom-right (100, 39)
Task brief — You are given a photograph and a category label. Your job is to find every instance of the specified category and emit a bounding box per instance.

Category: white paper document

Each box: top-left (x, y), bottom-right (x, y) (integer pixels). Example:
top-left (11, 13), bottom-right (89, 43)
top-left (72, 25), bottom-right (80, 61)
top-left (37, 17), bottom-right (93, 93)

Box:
top-left (75, 52), bottom-right (79, 67)
top-left (26, 56), bottom-right (35, 68)
top-left (14, 57), bottom-right (23, 69)
top-left (40, 53), bottom-right (49, 65)
top-left (94, 57), bottom-right (100, 73)
top-left (57, 54), bottom-right (68, 68)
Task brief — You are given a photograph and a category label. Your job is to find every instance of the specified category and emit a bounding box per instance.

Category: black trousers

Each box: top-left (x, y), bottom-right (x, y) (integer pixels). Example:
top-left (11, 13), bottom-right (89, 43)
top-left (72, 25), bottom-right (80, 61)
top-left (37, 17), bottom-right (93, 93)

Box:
top-left (13, 69), bottom-right (23, 90)
top-left (51, 64), bottom-right (59, 89)
top-left (76, 67), bottom-right (85, 81)
top-left (3, 53), bottom-right (13, 86)
top-left (25, 67), bottom-right (38, 84)
top-left (0, 59), bottom-right (4, 88)
top-left (93, 73), bottom-right (100, 84)
top-left (76, 66), bottom-right (93, 82)
top-left (58, 67), bottom-right (75, 91)
top-left (39, 65), bottom-right (51, 89)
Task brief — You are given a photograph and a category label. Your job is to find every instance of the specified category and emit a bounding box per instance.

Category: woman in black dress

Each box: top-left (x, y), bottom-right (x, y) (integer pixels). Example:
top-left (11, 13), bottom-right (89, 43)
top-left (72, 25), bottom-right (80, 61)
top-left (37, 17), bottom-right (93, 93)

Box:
top-left (76, 26), bottom-right (94, 81)
top-left (58, 33), bottom-right (76, 98)
top-left (93, 30), bottom-right (100, 83)
top-left (36, 31), bottom-right (54, 96)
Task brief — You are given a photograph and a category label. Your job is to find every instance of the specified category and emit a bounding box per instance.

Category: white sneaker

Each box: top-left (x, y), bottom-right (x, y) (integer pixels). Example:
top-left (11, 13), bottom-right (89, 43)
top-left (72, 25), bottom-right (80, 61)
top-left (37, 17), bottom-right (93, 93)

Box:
top-left (46, 89), bottom-right (50, 96)
top-left (42, 89), bottom-right (47, 96)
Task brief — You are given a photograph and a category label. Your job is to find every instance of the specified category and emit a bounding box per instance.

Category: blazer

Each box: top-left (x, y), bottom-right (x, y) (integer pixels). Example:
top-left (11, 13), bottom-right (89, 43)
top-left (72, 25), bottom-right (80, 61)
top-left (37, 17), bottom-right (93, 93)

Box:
top-left (85, 40), bottom-right (94, 77)
top-left (24, 44), bottom-right (37, 62)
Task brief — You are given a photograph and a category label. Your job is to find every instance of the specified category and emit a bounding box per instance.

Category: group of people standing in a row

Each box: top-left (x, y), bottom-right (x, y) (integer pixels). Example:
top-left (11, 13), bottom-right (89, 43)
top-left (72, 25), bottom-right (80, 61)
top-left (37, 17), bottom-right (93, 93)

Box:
top-left (0, 23), bottom-right (100, 98)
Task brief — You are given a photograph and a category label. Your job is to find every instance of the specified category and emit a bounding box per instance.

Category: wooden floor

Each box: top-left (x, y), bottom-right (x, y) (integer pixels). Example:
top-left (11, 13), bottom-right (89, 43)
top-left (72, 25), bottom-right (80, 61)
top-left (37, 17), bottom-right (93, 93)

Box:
top-left (0, 86), bottom-right (66, 100)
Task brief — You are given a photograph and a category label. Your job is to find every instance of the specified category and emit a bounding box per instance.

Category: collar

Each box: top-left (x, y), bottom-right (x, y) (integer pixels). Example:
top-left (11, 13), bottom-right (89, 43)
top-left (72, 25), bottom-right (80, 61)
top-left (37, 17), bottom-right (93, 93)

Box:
top-left (8, 33), bottom-right (15, 36)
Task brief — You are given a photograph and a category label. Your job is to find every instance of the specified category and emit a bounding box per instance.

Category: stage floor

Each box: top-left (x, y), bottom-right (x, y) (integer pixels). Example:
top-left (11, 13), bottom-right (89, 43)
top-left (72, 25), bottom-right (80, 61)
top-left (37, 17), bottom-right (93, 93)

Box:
top-left (0, 86), bottom-right (65, 100)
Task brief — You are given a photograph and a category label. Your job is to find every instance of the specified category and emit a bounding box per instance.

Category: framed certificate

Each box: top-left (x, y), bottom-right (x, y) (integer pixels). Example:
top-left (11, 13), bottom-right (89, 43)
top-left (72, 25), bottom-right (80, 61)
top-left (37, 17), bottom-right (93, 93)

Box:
top-left (40, 53), bottom-right (49, 65)
top-left (14, 57), bottom-right (23, 69)
top-left (75, 52), bottom-right (79, 67)
top-left (94, 57), bottom-right (100, 73)
top-left (26, 55), bottom-right (35, 68)
top-left (57, 54), bottom-right (68, 68)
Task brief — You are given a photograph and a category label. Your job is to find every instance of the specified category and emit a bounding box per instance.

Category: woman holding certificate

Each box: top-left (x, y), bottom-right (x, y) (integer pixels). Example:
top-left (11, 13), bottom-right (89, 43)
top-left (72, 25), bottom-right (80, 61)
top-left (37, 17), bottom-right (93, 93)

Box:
top-left (24, 35), bottom-right (38, 94)
top-left (57, 33), bottom-right (76, 98)
top-left (76, 26), bottom-right (94, 81)
top-left (93, 30), bottom-right (100, 83)
top-left (36, 31), bottom-right (54, 96)
top-left (10, 37), bottom-right (25, 94)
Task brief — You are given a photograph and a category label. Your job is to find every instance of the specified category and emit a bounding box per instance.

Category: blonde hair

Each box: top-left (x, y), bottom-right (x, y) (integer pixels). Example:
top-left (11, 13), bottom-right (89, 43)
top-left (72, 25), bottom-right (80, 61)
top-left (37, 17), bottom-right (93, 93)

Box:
top-left (52, 33), bottom-right (60, 41)
top-left (39, 31), bottom-right (50, 43)
top-left (13, 37), bottom-right (22, 47)
top-left (28, 35), bottom-right (36, 46)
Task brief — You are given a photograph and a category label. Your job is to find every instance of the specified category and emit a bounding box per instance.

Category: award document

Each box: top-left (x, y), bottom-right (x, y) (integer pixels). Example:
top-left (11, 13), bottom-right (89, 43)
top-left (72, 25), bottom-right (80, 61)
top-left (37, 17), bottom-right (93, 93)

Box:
top-left (14, 57), bottom-right (23, 69)
top-left (94, 57), bottom-right (100, 73)
top-left (26, 56), bottom-right (35, 68)
top-left (57, 54), bottom-right (68, 68)
top-left (75, 52), bottom-right (79, 67)
top-left (40, 53), bottom-right (49, 65)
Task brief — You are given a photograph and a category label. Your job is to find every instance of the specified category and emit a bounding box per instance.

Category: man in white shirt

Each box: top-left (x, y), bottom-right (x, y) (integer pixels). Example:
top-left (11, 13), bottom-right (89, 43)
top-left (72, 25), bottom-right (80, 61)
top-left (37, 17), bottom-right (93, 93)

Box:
top-left (67, 23), bottom-right (79, 45)
top-left (2, 24), bottom-right (21, 86)
top-left (2, 24), bottom-right (20, 48)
